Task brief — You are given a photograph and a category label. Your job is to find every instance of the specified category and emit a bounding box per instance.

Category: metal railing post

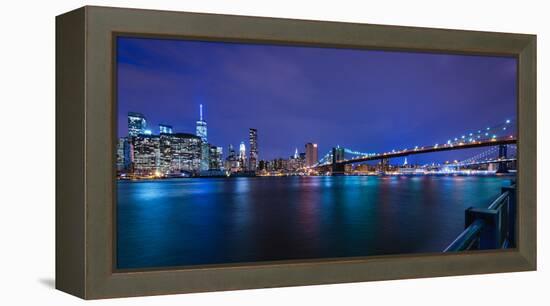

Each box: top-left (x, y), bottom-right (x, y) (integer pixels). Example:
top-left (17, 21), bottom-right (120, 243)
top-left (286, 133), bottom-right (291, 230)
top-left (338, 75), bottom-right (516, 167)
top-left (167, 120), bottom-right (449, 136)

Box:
top-left (465, 207), bottom-right (501, 249)
top-left (502, 185), bottom-right (517, 247)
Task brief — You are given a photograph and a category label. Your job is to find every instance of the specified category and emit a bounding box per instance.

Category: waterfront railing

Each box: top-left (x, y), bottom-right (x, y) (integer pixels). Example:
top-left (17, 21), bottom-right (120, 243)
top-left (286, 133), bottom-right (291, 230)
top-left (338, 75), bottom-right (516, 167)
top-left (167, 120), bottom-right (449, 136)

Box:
top-left (443, 182), bottom-right (516, 252)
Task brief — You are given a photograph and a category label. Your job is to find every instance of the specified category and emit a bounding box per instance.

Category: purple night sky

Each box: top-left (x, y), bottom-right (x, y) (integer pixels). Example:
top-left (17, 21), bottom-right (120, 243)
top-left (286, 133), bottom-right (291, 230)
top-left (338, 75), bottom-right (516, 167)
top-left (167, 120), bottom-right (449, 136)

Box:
top-left (116, 36), bottom-right (517, 164)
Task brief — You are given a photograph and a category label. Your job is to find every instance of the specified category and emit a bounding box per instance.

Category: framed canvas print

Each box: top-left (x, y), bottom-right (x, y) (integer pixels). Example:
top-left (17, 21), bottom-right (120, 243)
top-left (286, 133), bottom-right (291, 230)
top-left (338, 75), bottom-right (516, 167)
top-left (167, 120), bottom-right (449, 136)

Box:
top-left (56, 6), bottom-right (537, 299)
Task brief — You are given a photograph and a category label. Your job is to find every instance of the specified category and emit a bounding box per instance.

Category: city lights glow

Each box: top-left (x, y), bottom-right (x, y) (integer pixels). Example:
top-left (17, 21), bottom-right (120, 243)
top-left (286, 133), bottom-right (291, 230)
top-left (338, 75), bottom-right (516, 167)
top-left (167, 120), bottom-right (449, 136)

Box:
top-left (119, 98), bottom-right (516, 179)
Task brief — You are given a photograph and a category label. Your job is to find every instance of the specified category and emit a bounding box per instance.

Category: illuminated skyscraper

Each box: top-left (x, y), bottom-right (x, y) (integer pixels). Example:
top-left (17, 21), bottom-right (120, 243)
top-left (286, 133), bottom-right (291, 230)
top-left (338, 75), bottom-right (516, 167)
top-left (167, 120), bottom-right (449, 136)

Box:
top-left (159, 133), bottom-right (202, 174)
top-left (196, 104), bottom-right (209, 171)
top-left (116, 137), bottom-right (132, 173)
top-left (239, 141), bottom-right (246, 170)
top-left (196, 104), bottom-right (207, 142)
top-left (239, 141), bottom-right (246, 159)
top-left (128, 112), bottom-right (146, 137)
top-left (225, 144), bottom-right (239, 172)
top-left (305, 143), bottom-right (318, 167)
top-left (228, 144), bottom-right (235, 158)
top-left (209, 145), bottom-right (223, 170)
top-left (159, 124), bottom-right (173, 134)
top-left (133, 134), bottom-right (160, 175)
top-left (249, 128), bottom-right (258, 171)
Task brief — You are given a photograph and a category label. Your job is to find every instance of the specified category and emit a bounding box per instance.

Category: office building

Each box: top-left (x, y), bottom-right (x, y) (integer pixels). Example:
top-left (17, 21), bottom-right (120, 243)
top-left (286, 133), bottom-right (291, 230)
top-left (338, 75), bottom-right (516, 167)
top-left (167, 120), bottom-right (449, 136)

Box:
top-left (258, 160), bottom-right (267, 171)
top-left (225, 144), bottom-right (239, 172)
top-left (196, 104), bottom-right (207, 142)
top-left (272, 158), bottom-right (288, 172)
top-left (159, 133), bottom-right (202, 174)
top-left (132, 134), bottom-right (160, 175)
top-left (239, 141), bottom-right (246, 171)
top-left (209, 145), bottom-right (223, 171)
top-left (195, 104), bottom-right (209, 171)
top-left (128, 112), bottom-right (147, 137)
top-left (116, 137), bottom-right (132, 173)
top-left (305, 143), bottom-right (319, 167)
top-left (249, 128), bottom-right (258, 171)
top-left (159, 124), bottom-right (173, 134)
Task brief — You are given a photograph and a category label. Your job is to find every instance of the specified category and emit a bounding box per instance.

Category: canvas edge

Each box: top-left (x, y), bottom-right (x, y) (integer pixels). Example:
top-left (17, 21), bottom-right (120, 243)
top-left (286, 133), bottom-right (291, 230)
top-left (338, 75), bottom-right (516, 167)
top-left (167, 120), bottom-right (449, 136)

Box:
top-left (516, 36), bottom-right (537, 270)
top-left (55, 6), bottom-right (87, 299)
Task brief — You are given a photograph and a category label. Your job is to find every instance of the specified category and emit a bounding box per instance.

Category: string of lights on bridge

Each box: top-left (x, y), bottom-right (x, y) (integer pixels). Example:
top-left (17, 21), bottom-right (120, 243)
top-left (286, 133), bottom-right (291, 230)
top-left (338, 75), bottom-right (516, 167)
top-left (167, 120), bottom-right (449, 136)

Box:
top-left (311, 118), bottom-right (517, 168)
top-left (429, 144), bottom-right (517, 168)
top-left (457, 144), bottom-right (517, 165)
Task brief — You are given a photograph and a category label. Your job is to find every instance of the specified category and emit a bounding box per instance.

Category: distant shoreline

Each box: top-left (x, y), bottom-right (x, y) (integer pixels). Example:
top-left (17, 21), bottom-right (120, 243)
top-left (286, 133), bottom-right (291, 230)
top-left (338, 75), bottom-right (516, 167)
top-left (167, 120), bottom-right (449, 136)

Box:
top-left (117, 172), bottom-right (517, 181)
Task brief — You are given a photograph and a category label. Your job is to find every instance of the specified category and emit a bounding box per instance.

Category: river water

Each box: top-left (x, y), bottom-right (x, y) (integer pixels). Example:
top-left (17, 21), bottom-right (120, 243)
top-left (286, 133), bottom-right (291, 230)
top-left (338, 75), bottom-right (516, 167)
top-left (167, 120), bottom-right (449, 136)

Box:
top-left (116, 175), bottom-right (512, 269)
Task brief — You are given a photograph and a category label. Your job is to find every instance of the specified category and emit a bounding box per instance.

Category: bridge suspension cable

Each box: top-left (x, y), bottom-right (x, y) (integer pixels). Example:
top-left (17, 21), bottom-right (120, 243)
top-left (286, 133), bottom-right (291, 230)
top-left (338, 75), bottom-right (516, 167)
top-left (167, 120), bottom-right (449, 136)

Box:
top-left (308, 118), bottom-right (517, 169)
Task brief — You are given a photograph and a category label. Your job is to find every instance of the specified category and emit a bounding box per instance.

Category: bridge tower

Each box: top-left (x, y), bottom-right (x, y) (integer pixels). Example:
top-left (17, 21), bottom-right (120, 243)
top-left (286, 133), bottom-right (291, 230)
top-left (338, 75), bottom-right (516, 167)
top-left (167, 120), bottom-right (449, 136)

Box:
top-left (496, 144), bottom-right (508, 174)
top-left (331, 147), bottom-right (345, 175)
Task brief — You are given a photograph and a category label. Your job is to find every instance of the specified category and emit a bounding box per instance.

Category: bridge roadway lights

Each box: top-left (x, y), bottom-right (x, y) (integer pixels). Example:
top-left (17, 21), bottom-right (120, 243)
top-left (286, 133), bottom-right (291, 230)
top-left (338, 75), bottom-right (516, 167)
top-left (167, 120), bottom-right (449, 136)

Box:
top-left (496, 144), bottom-right (509, 174)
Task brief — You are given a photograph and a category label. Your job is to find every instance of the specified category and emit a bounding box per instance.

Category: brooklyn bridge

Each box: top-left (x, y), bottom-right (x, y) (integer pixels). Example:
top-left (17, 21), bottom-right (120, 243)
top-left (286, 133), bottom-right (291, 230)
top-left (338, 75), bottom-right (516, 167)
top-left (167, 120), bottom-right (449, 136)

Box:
top-left (310, 118), bottom-right (517, 175)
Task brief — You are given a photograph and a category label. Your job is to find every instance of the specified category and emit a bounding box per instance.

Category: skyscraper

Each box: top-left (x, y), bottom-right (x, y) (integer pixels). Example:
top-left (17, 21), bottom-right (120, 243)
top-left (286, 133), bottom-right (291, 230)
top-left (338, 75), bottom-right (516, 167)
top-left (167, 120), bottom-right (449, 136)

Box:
top-left (239, 142), bottom-right (246, 159)
top-left (159, 124), bottom-right (173, 134)
top-left (225, 144), bottom-right (239, 172)
top-left (116, 137), bottom-right (132, 173)
top-left (196, 104), bottom-right (209, 171)
top-left (305, 143), bottom-right (319, 167)
top-left (132, 134), bottom-right (160, 175)
top-left (209, 145), bottom-right (223, 171)
top-left (159, 133), bottom-right (202, 174)
top-left (249, 128), bottom-right (258, 171)
top-left (128, 112), bottom-right (146, 137)
top-left (195, 104), bottom-right (207, 142)
top-left (239, 141), bottom-right (246, 171)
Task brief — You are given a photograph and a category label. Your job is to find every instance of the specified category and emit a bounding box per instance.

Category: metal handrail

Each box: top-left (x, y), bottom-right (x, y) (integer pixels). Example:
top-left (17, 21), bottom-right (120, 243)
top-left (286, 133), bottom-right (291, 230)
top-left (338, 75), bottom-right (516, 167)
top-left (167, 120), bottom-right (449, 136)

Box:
top-left (443, 219), bottom-right (485, 252)
top-left (488, 191), bottom-right (510, 210)
top-left (444, 183), bottom-right (516, 252)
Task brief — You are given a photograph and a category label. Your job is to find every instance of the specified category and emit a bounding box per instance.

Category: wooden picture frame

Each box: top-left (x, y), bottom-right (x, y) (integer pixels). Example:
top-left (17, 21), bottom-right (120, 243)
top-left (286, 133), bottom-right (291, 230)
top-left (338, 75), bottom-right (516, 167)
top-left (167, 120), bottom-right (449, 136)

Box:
top-left (56, 6), bottom-right (536, 299)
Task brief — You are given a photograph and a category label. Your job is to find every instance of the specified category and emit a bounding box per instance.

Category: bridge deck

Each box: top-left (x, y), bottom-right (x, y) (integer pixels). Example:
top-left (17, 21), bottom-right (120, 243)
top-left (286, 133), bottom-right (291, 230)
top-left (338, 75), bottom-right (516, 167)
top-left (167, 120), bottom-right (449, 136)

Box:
top-left (334, 137), bottom-right (516, 165)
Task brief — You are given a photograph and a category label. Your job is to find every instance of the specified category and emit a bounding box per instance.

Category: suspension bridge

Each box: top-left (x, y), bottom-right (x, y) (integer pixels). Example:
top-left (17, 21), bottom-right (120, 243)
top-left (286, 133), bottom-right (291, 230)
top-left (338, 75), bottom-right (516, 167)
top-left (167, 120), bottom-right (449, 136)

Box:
top-left (309, 118), bottom-right (517, 175)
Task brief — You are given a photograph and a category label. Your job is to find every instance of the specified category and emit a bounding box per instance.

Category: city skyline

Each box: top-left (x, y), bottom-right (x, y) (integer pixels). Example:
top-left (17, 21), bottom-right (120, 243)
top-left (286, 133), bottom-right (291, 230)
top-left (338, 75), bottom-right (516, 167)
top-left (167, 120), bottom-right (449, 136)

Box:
top-left (117, 36), bottom-right (516, 163)
top-left (122, 105), bottom-right (314, 162)
top-left (119, 101), bottom-right (515, 170)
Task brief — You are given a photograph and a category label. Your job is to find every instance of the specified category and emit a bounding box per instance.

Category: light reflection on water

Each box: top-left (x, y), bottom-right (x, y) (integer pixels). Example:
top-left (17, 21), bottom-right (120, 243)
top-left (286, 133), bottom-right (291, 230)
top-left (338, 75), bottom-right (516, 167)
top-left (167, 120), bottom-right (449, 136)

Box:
top-left (117, 175), bottom-right (512, 269)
